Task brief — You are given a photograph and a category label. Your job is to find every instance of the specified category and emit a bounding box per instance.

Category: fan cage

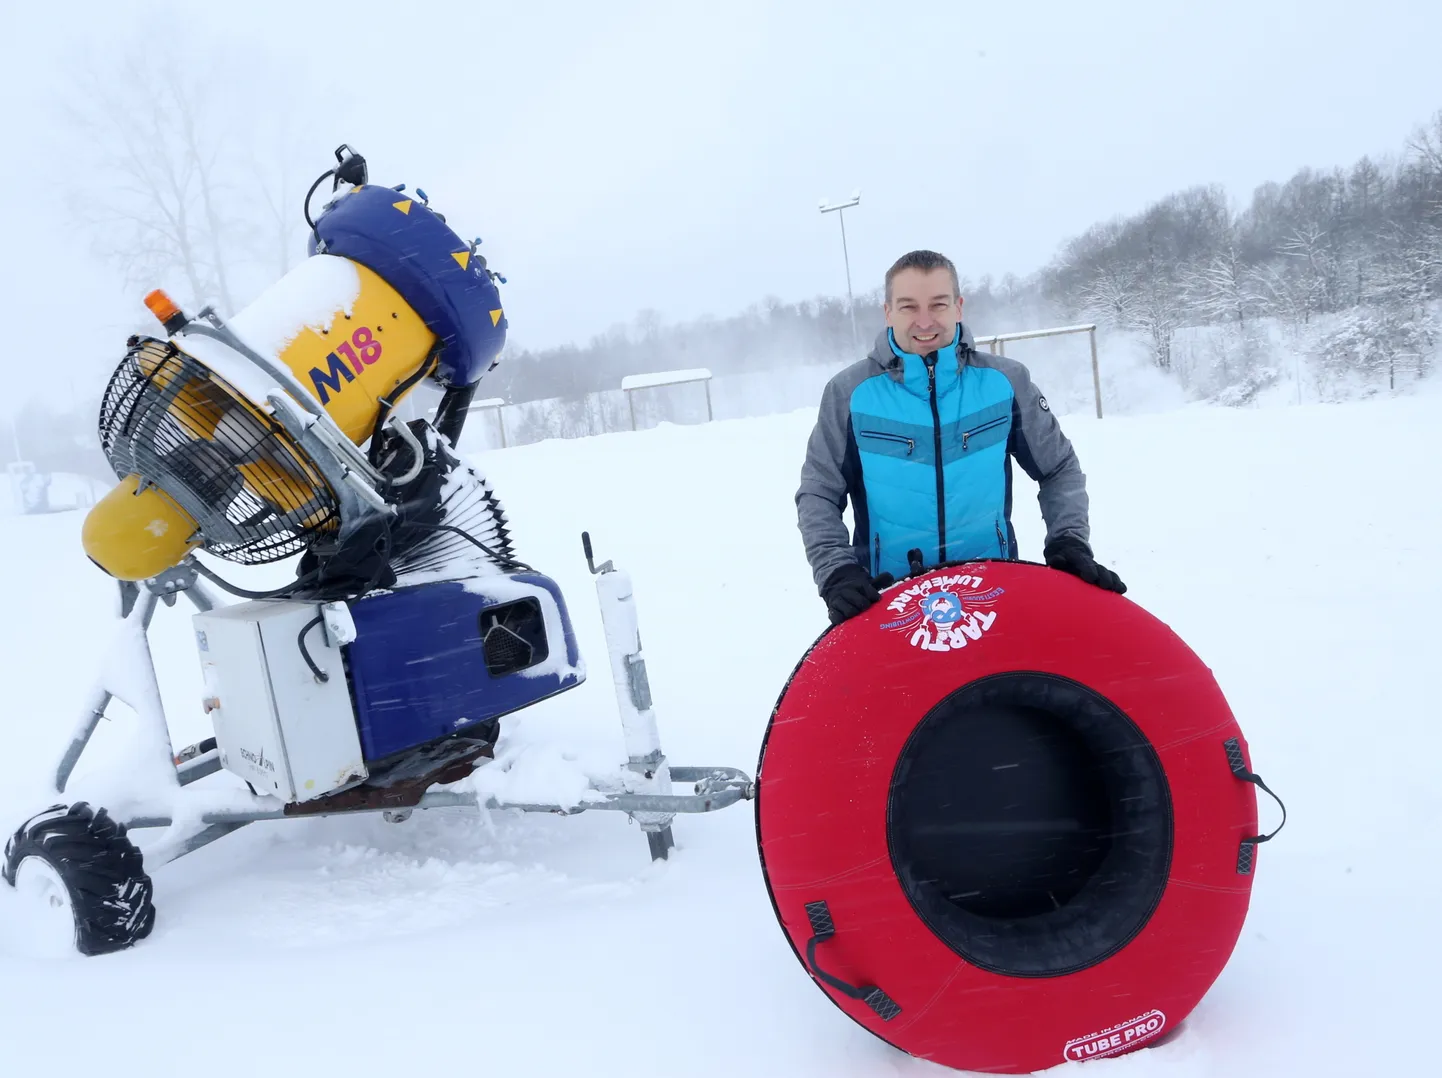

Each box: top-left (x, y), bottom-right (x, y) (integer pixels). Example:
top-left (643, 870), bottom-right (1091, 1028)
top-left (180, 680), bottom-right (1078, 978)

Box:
top-left (98, 337), bottom-right (341, 565)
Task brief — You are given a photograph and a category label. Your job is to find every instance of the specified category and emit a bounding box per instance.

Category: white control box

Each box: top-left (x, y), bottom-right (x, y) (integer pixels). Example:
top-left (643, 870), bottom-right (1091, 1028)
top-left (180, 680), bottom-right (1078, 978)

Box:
top-left (192, 600), bottom-right (368, 803)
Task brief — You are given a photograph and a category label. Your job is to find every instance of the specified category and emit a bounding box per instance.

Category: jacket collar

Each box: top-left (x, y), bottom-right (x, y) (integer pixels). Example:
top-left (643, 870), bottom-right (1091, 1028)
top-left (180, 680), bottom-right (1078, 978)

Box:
top-left (866, 324), bottom-right (975, 397)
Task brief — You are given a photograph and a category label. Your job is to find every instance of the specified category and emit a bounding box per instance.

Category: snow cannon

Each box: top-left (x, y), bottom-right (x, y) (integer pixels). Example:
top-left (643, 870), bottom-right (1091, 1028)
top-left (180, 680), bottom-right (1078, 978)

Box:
top-left (81, 144), bottom-right (509, 583)
top-left (3, 145), bottom-right (755, 962)
top-left (756, 560), bottom-right (1285, 1074)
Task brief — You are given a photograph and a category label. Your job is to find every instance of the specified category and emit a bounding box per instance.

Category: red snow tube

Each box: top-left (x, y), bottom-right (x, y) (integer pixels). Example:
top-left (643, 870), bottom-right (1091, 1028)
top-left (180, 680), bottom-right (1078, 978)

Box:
top-left (757, 560), bottom-right (1277, 1074)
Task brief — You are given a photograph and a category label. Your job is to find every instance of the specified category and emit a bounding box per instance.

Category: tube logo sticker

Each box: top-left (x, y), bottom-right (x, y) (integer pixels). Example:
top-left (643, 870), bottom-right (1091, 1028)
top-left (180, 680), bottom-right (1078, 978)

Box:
top-left (878, 570), bottom-right (1005, 653)
top-left (1062, 1010), bottom-right (1167, 1062)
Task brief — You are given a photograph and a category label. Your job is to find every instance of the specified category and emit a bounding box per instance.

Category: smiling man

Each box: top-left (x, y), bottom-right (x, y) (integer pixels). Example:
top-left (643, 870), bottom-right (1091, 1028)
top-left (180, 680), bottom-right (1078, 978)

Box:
top-left (796, 249), bottom-right (1125, 624)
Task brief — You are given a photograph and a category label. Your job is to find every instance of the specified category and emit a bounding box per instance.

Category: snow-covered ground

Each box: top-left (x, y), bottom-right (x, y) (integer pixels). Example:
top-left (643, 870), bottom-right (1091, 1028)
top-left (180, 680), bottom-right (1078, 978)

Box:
top-left (0, 391), bottom-right (1438, 1077)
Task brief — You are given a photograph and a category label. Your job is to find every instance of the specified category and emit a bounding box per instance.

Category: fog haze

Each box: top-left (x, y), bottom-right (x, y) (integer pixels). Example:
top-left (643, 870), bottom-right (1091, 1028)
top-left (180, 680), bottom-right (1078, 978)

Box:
top-left (3, 0), bottom-right (1439, 408)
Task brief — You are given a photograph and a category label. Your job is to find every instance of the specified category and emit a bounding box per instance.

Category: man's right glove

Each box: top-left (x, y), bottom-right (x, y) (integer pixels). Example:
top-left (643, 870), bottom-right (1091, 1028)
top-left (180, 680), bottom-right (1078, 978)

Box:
top-left (1043, 536), bottom-right (1127, 595)
top-left (821, 563), bottom-right (893, 625)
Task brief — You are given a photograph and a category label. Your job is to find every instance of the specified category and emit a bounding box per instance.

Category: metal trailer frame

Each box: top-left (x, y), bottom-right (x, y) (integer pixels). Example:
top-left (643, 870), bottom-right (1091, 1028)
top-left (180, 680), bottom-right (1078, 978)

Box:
top-left (51, 539), bottom-right (755, 872)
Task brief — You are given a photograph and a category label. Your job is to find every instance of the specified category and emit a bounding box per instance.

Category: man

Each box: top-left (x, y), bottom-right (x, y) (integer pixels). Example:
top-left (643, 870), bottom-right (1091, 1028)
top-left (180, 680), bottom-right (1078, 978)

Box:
top-left (796, 249), bottom-right (1125, 624)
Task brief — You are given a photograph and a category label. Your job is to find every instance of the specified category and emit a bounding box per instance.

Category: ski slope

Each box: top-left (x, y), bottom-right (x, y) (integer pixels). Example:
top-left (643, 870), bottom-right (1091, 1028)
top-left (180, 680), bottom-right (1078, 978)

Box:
top-left (0, 392), bottom-right (1438, 1078)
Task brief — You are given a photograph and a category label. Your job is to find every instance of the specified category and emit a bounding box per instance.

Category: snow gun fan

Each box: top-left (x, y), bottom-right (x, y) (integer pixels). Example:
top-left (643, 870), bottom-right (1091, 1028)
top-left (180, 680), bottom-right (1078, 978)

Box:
top-left (85, 338), bottom-right (340, 579)
top-left (80, 145), bottom-right (511, 586)
top-left (756, 559), bottom-right (1286, 1074)
top-left (4, 144), bottom-right (756, 961)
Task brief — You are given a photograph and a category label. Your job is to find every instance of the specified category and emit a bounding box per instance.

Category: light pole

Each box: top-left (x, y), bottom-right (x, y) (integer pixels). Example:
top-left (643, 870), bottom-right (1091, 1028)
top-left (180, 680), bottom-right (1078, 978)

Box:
top-left (820, 191), bottom-right (861, 354)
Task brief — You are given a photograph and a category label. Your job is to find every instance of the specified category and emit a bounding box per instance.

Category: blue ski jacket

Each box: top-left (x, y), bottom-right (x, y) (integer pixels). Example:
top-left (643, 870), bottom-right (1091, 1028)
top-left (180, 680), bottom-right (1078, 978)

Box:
top-left (796, 324), bottom-right (1092, 590)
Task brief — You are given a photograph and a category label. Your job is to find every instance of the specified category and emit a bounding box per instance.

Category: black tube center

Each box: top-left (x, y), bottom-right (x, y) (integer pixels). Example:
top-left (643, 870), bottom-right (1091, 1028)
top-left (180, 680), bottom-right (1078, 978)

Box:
top-left (888, 673), bottom-right (1173, 977)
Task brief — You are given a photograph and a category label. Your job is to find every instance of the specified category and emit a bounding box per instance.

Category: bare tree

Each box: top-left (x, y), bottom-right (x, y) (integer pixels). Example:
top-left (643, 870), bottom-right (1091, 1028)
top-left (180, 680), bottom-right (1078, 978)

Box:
top-left (63, 40), bottom-right (246, 314)
top-left (1076, 259), bottom-right (1182, 371)
top-left (1132, 268), bottom-right (1185, 371)
top-left (236, 58), bottom-right (337, 284)
top-left (1341, 156), bottom-right (1387, 306)
top-left (1247, 262), bottom-right (1313, 335)
top-left (633, 308), bottom-right (663, 342)
top-left (1181, 246), bottom-right (1258, 327)
top-left (1277, 224), bottom-right (1340, 318)
top-left (1077, 265), bottom-right (1139, 328)
top-left (60, 29), bottom-right (337, 317)
top-left (249, 124), bottom-right (310, 284)
top-left (1406, 109), bottom-right (1442, 176)
top-left (1369, 220), bottom-right (1442, 316)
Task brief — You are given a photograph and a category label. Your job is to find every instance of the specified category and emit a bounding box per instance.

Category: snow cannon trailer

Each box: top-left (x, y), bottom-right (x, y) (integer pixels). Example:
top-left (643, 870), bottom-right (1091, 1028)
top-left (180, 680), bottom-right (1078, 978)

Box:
top-left (1, 146), bottom-right (753, 957)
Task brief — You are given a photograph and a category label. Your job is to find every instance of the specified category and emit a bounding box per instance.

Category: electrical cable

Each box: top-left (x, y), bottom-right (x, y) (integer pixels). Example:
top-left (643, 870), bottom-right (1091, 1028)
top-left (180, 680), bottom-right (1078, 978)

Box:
top-left (303, 169), bottom-right (335, 235)
top-left (297, 614), bottom-right (329, 683)
top-left (403, 521), bottom-right (534, 572)
top-left (188, 556), bottom-right (321, 601)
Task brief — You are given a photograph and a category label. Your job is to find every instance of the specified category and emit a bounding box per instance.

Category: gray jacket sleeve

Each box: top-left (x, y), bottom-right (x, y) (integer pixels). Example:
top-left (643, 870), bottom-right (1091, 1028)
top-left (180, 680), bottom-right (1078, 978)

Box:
top-left (998, 359), bottom-right (1091, 551)
top-left (796, 374), bottom-right (861, 593)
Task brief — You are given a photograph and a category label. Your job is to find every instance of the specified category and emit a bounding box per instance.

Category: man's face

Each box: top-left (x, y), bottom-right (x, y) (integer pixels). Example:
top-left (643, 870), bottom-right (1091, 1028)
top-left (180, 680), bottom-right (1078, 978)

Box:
top-left (885, 268), bottom-right (962, 355)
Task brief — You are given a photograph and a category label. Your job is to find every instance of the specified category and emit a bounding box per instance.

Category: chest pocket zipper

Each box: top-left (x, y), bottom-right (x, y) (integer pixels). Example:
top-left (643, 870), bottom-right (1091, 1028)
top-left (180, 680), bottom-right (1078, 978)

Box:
top-left (961, 417), bottom-right (1008, 451)
top-left (859, 430), bottom-right (916, 455)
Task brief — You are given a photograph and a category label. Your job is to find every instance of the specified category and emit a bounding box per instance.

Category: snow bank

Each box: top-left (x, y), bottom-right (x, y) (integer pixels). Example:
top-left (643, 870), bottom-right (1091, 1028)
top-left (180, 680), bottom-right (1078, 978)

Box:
top-left (0, 394), bottom-right (1437, 1077)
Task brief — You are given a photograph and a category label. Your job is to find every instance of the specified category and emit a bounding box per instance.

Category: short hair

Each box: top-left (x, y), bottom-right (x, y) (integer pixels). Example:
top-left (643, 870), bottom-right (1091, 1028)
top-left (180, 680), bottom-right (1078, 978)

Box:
top-left (885, 250), bottom-right (960, 303)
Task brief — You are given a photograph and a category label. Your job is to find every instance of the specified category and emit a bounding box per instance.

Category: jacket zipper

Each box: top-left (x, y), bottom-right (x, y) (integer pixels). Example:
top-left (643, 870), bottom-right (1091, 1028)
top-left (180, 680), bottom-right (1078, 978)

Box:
top-left (962, 417), bottom-right (1007, 451)
top-left (858, 430), bottom-right (915, 454)
top-left (995, 519), bottom-right (1007, 557)
top-left (926, 357), bottom-right (945, 561)
top-left (875, 533), bottom-right (881, 571)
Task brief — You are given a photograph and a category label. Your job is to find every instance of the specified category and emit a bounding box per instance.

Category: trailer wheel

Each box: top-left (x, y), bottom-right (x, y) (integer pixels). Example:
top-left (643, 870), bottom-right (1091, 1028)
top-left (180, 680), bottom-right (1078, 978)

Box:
top-left (3, 802), bottom-right (155, 957)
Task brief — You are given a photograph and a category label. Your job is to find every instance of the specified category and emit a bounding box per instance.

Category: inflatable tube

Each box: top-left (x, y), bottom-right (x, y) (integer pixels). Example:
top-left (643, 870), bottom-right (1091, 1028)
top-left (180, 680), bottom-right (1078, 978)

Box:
top-left (756, 560), bottom-right (1271, 1074)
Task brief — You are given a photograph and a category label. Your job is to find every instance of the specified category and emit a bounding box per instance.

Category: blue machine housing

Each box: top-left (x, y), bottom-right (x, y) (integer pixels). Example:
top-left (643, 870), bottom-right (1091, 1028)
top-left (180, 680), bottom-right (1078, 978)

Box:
top-left (309, 183), bottom-right (508, 387)
top-left (343, 574), bottom-right (583, 764)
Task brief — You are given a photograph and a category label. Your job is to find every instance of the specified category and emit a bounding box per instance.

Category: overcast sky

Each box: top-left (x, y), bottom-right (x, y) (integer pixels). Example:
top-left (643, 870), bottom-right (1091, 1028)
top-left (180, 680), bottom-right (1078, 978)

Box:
top-left (3, 0), bottom-right (1440, 408)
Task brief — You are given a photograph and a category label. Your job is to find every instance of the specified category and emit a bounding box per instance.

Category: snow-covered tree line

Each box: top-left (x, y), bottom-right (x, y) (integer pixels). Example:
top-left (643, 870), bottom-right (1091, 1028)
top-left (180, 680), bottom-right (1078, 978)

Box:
top-left (20, 48), bottom-right (1441, 469)
top-left (487, 273), bottom-right (1038, 405)
top-left (499, 109), bottom-right (1442, 420)
top-left (1041, 111), bottom-right (1442, 394)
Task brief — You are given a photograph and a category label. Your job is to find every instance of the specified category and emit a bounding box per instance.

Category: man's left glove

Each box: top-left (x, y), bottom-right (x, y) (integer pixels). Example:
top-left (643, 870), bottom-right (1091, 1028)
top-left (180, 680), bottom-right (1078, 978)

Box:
top-left (821, 563), bottom-right (892, 625)
top-left (1043, 536), bottom-right (1127, 595)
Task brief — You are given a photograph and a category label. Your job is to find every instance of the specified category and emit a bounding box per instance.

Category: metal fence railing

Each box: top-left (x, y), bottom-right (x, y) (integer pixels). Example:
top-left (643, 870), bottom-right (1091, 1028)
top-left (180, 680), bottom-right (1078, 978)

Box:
top-left (439, 324), bottom-right (1107, 451)
top-left (619, 368), bottom-right (714, 430)
top-left (973, 323), bottom-right (1103, 419)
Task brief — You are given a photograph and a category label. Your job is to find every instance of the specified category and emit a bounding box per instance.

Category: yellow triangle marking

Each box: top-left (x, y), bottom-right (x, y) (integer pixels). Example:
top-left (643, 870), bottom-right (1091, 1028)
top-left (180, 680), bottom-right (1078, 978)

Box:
top-left (490, 308), bottom-right (503, 327)
top-left (393, 200), bottom-right (412, 214)
top-left (452, 250), bottom-right (470, 270)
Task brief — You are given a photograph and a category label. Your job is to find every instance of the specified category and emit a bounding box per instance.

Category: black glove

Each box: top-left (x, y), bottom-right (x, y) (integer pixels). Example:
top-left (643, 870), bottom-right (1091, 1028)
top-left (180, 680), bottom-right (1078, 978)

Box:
top-left (821, 563), bottom-right (891, 625)
top-left (1043, 536), bottom-right (1127, 595)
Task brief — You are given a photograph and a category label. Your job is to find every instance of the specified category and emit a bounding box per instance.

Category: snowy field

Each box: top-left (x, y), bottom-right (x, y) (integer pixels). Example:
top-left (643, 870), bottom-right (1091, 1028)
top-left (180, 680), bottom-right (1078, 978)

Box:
top-left (0, 390), bottom-right (1438, 1077)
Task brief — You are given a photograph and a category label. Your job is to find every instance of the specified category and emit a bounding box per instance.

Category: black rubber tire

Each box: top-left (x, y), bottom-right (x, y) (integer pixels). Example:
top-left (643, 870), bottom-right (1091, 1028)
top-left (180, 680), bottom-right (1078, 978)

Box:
top-left (2, 802), bottom-right (156, 956)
